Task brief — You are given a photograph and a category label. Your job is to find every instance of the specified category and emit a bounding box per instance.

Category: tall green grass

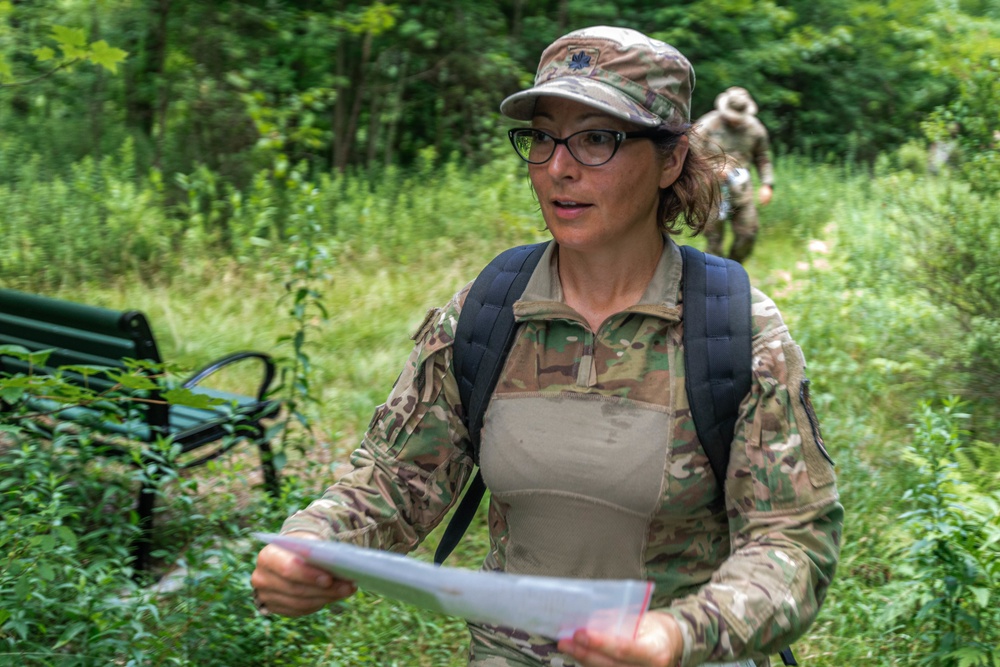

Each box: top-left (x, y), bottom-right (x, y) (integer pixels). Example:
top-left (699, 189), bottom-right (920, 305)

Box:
top-left (2, 147), bottom-right (998, 665)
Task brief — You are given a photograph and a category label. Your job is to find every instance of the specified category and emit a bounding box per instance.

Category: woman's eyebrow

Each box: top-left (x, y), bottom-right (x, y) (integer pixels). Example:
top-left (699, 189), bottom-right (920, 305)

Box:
top-left (531, 111), bottom-right (619, 126)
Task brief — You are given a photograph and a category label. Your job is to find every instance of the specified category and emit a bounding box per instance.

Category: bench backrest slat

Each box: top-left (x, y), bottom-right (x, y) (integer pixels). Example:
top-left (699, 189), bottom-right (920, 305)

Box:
top-left (0, 288), bottom-right (168, 430)
top-left (1, 320), bottom-right (143, 366)
top-left (1, 289), bottom-right (127, 334)
top-left (0, 290), bottom-right (162, 365)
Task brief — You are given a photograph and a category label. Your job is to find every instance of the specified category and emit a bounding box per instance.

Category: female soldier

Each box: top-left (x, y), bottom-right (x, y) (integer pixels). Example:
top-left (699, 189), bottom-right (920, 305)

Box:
top-left (252, 26), bottom-right (843, 667)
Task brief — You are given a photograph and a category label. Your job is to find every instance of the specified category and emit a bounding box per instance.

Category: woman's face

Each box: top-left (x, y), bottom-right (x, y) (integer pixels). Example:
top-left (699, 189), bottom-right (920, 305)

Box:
top-left (528, 96), bottom-right (686, 255)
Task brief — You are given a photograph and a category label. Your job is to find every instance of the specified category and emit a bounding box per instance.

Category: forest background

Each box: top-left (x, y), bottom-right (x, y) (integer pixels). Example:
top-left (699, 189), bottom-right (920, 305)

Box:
top-left (1, 0), bottom-right (999, 666)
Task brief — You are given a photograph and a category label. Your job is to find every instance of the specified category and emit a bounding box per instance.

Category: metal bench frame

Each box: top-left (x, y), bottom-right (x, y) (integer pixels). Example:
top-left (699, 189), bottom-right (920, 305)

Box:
top-left (0, 288), bottom-right (281, 572)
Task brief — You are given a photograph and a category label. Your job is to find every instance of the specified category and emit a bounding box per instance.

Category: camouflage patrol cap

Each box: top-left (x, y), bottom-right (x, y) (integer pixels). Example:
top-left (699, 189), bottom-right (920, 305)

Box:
top-left (500, 26), bottom-right (695, 128)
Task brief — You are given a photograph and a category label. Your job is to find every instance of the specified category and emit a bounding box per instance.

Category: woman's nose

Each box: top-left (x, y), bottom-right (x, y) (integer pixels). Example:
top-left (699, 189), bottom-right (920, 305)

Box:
top-left (546, 141), bottom-right (579, 177)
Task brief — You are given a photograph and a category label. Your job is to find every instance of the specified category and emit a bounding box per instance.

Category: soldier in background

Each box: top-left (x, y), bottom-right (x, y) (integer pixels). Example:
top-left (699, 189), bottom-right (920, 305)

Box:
top-left (695, 87), bottom-right (774, 263)
top-left (927, 122), bottom-right (961, 176)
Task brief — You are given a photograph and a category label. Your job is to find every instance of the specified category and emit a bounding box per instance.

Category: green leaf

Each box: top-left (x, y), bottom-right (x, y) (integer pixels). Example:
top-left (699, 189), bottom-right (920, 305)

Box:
top-left (0, 385), bottom-right (24, 403)
top-left (88, 39), bottom-right (128, 73)
top-left (952, 647), bottom-right (989, 667)
top-left (51, 25), bottom-right (87, 49)
top-left (0, 345), bottom-right (51, 366)
top-left (53, 621), bottom-right (88, 649)
top-left (162, 387), bottom-right (227, 409)
top-left (55, 525), bottom-right (78, 549)
top-left (272, 450), bottom-right (287, 471)
top-left (969, 586), bottom-right (990, 608)
top-left (37, 562), bottom-right (55, 581)
top-left (109, 371), bottom-right (158, 391)
top-left (33, 46), bottom-right (57, 63)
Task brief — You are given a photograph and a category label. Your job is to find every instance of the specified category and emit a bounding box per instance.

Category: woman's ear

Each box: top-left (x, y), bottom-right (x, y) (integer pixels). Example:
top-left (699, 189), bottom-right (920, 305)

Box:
top-left (659, 135), bottom-right (690, 189)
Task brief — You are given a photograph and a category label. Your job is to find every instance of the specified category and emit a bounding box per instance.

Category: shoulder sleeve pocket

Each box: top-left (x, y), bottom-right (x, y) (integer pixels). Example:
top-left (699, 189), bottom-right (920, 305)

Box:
top-left (783, 341), bottom-right (836, 489)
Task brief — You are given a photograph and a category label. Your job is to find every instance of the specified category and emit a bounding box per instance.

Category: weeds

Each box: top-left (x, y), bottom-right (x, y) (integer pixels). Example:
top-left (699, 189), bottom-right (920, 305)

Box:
top-left (880, 399), bottom-right (999, 667)
top-left (1, 149), bottom-right (998, 665)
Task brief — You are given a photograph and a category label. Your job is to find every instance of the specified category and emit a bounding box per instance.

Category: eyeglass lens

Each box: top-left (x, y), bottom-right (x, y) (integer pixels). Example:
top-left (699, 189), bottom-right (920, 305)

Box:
top-left (511, 129), bottom-right (621, 166)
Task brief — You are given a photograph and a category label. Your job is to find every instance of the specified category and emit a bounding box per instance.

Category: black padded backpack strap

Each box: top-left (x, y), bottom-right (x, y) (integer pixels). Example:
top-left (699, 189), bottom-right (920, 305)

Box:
top-left (679, 247), bottom-right (795, 665)
top-left (452, 241), bottom-right (550, 460)
top-left (679, 244), bottom-right (753, 491)
top-left (434, 241), bottom-right (549, 564)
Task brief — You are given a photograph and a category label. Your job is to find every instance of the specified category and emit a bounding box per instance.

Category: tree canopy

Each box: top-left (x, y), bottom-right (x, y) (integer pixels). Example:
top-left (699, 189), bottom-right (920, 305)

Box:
top-left (2, 0), bottom-right (999, 183)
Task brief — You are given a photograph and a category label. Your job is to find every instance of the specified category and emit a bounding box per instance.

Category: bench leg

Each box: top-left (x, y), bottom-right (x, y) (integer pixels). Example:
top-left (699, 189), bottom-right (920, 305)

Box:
top-left (132, 481), bottom-right (156, 575)
top-left (256, 435), bottom-right (281, 500)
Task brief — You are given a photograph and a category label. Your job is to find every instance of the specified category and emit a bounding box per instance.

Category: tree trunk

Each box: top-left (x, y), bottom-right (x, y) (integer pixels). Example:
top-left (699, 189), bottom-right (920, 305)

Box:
top-left (331, 37), bottom-right (348, 170)
top-left (365, 74), bottom-right (383, 168)
top-left (124, 0), bottom-right (171, 145)
top-left (89, 2), bottom-right (104, 158)
top-left (382, 54), bottom-right (407, 168)
top-left (334, 29), bottom-right (373, 172)
top-left (511, 0), bottom-right (524, 40)
top-left (151, 0), bottom-right (172, 171)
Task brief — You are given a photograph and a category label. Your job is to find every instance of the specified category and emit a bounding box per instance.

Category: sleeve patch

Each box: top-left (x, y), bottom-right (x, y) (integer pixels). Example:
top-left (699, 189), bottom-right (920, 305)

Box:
top-left (783, 341), bottom-right (836, 489)
top-left (411, 307), bottom-right (441, 341)
top-left (800, 379), bottom-right (833, 465)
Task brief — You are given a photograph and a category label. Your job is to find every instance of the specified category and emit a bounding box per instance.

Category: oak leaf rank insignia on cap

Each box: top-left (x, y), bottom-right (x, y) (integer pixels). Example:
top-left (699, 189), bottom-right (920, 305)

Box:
top-left (569, 51), bottom-right (592, 70)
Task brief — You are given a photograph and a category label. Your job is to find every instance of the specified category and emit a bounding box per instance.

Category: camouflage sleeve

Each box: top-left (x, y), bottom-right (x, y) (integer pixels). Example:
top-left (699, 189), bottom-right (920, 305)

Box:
top-left (279, 285), bottom-right (476, 553)
top-left (661, 289), bottom-right (844, 667)
top-left (753, 123), bottom-right (774, 187)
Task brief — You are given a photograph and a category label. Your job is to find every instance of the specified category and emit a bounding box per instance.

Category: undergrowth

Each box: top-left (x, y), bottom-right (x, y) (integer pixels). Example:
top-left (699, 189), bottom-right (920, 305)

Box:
top-left (2, 150), bottom-right (998, 665)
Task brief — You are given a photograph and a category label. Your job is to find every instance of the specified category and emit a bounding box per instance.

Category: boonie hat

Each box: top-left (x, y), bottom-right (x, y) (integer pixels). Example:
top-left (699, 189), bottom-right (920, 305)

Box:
top-left (500, 26), bottom-right (695, 128)
top-left (715, 86), bottom-right (758, 123)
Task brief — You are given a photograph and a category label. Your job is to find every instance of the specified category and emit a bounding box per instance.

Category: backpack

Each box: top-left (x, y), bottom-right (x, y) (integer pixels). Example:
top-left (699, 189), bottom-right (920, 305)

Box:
top-left (434, 241), bottom-right (798, 666)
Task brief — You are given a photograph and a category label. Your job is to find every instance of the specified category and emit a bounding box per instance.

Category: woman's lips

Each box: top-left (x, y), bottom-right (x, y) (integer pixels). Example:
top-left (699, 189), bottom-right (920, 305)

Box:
top-left (551, 199), bottom-right (592, 218)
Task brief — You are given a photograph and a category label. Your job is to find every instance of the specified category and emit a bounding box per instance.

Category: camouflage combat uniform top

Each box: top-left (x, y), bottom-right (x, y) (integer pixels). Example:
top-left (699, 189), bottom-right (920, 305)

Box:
top-left (694, 110), bottom-right (774, 190)
top-left (282, 238), bottom-right (844, 667)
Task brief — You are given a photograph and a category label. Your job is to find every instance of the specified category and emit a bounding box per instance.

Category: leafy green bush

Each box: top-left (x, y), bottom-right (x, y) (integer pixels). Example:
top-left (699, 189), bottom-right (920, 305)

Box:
top-left (923, 58), bottom-right (1000, 195)
top-left (876, 139), bottom-right (932, 176)
top-left (0, 427), bottom-right (470, 666)
top-left (880, 399), bottom-right (999, 667)
top-left (0, 425), bottom-right (148, 663)
top-left (0, 143), bottom-right (540, 290)
top-left (0, 140), bottom-right (179, 287)
top-left (879, 175), bottom-right (1000, 434)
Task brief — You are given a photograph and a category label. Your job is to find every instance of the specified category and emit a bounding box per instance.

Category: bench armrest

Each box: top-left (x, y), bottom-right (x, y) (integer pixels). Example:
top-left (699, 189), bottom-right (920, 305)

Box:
top-left (181, 351), bottom-right (276, 402)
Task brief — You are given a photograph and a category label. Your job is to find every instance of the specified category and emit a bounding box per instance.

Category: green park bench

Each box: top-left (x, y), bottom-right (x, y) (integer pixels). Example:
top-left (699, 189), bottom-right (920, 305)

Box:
top-left (0, 288), bottom-right (282, 573)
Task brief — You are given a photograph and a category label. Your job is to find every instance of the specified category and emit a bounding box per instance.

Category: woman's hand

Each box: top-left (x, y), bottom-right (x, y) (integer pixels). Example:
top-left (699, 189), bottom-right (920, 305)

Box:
top-left (556, 611), bottom-right (684, 667)
top-left (250, 531), bottom-right (357, 617)
top-left (758, 183), bottom-right (773, 206)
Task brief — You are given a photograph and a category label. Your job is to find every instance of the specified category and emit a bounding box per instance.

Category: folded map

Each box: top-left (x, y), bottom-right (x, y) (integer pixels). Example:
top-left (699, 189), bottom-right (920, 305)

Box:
top-left (254, 532), bottom-right (653, 640)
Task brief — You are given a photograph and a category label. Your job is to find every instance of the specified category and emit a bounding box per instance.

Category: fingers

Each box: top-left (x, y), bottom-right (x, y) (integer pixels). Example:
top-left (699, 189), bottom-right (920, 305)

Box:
top-left (556, 612), bottom-right (682, 667)
top-left (251, 535), bottom-right (358, 617)
top-left (255, 542), bottom-right (333, 588)
top-left (558, 630), bottom-right (647, 667)
top-left (256, 578), bottom-right (356, 617)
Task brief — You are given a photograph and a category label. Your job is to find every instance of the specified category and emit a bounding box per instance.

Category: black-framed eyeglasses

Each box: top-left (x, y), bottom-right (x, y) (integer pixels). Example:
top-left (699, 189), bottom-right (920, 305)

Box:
top-left (507, 127), bottom-right (665, 166)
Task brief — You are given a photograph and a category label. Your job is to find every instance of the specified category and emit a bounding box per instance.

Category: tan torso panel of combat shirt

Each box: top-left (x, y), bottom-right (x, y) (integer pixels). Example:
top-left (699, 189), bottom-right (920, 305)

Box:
top-left (479, 240), bottom-right (727, 586)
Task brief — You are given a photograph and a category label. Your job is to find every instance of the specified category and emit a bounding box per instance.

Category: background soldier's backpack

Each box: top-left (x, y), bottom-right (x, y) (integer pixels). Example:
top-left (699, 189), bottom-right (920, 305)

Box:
top-left (434, 240), bottom-right (797, 666)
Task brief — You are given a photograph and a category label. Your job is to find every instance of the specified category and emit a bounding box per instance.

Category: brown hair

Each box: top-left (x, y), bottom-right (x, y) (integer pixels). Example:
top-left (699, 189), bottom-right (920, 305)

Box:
top-left (653, 126), bottom-right (722, 235)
